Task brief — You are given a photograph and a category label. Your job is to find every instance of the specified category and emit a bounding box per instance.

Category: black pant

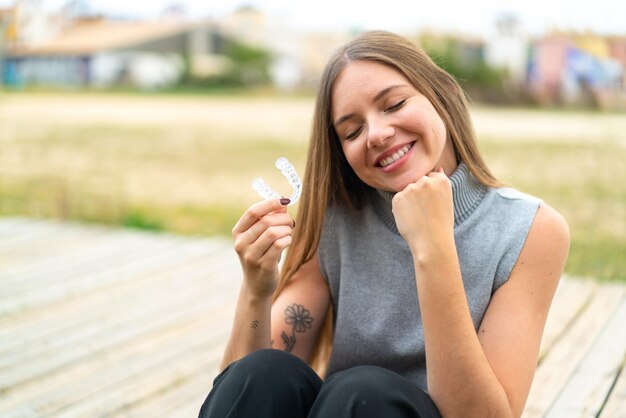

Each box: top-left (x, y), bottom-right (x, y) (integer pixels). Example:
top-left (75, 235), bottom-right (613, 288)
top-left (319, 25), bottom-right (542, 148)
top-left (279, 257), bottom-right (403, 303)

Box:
top-left (199, 349), bottom-right (441, 418)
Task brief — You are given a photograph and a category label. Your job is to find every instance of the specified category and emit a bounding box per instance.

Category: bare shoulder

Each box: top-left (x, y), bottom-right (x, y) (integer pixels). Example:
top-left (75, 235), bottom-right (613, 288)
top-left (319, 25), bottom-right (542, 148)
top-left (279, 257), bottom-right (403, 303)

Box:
top-left (531, 202), bottom-right (570, 244)
top-left (503, 202), bottom-right (570, 303)
top-left (515, 202), bottom-right (570, 283)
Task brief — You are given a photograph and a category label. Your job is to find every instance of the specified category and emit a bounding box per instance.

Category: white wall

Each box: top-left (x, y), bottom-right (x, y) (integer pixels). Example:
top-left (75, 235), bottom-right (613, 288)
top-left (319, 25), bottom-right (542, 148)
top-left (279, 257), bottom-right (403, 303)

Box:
top-left (91, 51), bottom-right (184, 89)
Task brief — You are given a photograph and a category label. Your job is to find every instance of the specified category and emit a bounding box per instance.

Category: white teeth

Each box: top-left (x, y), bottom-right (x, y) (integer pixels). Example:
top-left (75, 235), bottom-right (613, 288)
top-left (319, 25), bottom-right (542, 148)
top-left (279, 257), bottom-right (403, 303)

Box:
top-left (379, 143), bottom-right (413, 167)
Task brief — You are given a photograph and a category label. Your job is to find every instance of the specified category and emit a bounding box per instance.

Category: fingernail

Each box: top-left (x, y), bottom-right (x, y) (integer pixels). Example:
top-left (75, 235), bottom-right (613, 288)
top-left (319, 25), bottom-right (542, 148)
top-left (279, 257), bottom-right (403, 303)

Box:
top-left (280, 198), bottom-right (291, 205)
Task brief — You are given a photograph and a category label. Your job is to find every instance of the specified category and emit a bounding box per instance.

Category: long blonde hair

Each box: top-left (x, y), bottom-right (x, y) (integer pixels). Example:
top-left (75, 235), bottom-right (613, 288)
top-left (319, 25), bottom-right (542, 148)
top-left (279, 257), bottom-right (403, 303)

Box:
top-left (273, 30), bottom-right (502, 376)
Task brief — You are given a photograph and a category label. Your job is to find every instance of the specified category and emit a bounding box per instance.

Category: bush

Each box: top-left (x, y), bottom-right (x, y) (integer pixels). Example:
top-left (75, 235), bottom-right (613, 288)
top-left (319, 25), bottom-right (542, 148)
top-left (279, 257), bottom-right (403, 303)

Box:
top-left (181, 39), bottom-right (272, 88)
top-left (420, 35), bottom-right (509, 103)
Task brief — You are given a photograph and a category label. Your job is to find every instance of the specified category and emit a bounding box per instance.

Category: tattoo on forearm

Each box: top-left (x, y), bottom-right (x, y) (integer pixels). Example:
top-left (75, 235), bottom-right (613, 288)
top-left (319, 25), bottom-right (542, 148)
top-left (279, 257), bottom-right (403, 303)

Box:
top-left (250, 320), bottom-right (260, 329)
top-left (282, 303), bottom-right (313, 352)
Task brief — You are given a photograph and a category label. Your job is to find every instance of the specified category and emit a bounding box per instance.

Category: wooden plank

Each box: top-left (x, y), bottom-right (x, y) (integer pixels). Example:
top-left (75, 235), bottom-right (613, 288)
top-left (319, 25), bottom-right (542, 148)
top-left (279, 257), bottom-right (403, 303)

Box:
top-left (0, 220), bottom-right (92, 268)
top-left (545, 293), bottom-right (626, 417)
top-left (0, 241), bottom-right (229, 355)
top-left (0, 259), bottom-right (238, 390)
top-left (0, 219), bottom-right (111, 269)
top-left (110, 364), bottom-right (217, 418)
top-left (0, 218), bottom-right (243, 417)
top-left (59, 334), bottom-right (229, 418)
top-left (539, 277), bottom-right (597, 360)
top-left (0, 323), bottom-right (229, 418)
top-left (1, 221), bottom-right (219, 283)
top-left (7, 219), bottom-right (623, 417)
top-left (599, 356), bottom-right (626, 418)
top-left (522, 285), bottom-right (626, 418)
top-left (0, 218), bottom-right (65, 247)
top-left (0, 231), bottom-right (179, 296)
top-left (0, 236), bottom-right (214, 317)
top-left (0, 274), bottom-right (238, 416)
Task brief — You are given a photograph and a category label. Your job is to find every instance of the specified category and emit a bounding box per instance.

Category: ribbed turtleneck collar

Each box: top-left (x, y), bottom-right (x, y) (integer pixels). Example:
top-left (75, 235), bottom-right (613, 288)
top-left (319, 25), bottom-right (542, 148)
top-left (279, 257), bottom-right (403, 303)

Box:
top-left (371, 162), bottom-right (488, 234)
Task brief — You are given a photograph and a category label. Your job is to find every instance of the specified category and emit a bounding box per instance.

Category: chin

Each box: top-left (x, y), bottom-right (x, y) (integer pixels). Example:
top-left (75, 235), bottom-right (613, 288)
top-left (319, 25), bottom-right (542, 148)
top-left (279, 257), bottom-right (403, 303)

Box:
top-left (381, 180), bottom-right (413, 193)
top-left (395, 182), bottom-right (412, 192)
top-left (393, 174), bottom-right (422, 192)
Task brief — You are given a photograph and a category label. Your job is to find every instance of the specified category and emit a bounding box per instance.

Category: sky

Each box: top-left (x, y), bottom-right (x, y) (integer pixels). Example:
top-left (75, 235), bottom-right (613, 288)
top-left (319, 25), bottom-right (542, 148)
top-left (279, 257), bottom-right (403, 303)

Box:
top-left (2, 0), bottom-right (625, 37)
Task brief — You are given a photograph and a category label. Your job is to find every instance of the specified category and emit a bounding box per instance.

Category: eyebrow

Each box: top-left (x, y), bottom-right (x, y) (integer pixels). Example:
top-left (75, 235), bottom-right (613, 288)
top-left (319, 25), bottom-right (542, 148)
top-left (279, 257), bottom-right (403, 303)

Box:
top-left (333, 84), bottom-right (409, 127)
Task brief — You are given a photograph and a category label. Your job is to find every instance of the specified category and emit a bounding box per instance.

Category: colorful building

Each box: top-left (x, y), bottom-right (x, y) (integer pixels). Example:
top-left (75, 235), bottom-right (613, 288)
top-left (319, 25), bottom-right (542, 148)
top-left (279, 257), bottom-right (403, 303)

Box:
top-left (528, 32), bottom-right (625, 108)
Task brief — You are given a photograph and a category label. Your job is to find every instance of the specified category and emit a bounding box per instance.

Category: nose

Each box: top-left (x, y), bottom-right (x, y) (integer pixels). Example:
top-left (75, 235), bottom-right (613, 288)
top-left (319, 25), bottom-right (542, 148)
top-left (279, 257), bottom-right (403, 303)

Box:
top-left (366, 118), bottom-right (394, 149)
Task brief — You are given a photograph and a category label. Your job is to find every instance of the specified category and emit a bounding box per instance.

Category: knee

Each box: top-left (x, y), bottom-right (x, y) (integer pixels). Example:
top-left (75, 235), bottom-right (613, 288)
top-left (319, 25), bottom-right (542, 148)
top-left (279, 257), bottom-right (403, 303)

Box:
top-left (311, 366), bottom-right (441, 418)
top-left (223, 349), bottom-right (319, 390)
top-left (229, 349), bottom-right (307, 375)
top-left (200, 350), bottom-right (321, 418)
top-left (322, 365), bottom-right (396, 402)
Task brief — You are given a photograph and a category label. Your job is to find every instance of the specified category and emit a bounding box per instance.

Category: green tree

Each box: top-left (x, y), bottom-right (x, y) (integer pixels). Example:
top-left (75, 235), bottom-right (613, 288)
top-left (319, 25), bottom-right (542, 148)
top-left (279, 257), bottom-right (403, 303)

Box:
top-left (182, 38), bottom-right (272, 88)
top-left (419, 35), bottom-right (508, 101)
top-left (226, 40), bottom-right (272, 86)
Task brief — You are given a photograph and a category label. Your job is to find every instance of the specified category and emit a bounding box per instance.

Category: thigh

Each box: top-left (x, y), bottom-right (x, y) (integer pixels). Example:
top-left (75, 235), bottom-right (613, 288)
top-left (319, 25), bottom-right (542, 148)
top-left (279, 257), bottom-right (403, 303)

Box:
top-left (198, 349), bottom-right (323, 418)
top-left (309, 365), bottom-right (441, 418)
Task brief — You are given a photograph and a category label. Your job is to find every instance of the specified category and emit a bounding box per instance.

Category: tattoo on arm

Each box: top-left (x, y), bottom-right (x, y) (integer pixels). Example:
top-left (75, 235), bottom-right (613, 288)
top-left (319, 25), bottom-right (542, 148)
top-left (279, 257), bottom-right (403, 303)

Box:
top-left (250, 320), bottom-right (260, 329)
top-left (282, 303), bottom-right (313, 352)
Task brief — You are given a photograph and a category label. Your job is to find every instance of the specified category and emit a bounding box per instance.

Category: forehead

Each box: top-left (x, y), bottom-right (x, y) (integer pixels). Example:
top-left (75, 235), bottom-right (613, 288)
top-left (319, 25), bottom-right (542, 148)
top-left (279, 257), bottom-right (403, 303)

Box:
top-left (332, 60), bottom-right (410, 113)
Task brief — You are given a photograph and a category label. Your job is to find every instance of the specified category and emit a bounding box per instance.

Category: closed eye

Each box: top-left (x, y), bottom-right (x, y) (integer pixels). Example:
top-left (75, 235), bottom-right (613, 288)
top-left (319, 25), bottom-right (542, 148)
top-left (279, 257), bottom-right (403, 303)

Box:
top-left (384, 99), bottom-right (406, 113)
top-left (345, 126), bottom-right (363, 140)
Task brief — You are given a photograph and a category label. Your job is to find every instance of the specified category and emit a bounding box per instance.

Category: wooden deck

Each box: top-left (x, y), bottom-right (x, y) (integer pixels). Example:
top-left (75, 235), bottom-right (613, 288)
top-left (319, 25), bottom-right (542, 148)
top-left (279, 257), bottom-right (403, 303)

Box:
top-left (1, 217), bottom-right (625, 417)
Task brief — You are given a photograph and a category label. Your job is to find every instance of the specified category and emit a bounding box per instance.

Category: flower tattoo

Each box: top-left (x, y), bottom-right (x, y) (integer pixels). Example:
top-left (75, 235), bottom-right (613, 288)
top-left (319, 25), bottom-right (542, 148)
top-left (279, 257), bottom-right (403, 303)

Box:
top-left (281, 303), bottom-right (313, 352)
top-left (285, 304), bottom-right (313, 332)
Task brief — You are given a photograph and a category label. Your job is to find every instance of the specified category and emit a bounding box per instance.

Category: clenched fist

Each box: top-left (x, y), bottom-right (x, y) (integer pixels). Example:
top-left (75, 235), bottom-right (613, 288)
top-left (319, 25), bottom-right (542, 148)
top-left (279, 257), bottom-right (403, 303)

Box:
top-left (391, 168), bottom-right (455, 256)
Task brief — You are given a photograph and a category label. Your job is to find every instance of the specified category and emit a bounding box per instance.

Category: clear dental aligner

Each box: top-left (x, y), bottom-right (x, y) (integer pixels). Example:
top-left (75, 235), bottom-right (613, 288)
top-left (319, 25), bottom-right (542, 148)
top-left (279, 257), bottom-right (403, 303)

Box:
top-left (252, 157), bottom-right (302, 205)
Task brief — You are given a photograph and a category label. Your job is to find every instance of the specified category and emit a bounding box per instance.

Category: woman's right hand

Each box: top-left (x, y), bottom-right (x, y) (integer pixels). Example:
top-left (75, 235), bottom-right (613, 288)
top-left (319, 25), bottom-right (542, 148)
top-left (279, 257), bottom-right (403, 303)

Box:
top-left (232, 198), bottom-right (295, 298)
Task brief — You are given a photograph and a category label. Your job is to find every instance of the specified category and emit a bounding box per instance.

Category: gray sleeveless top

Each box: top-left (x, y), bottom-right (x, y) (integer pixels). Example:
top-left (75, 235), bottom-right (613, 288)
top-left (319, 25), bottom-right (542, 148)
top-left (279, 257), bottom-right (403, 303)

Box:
top-left (318, 163), bottom-right (541, 392)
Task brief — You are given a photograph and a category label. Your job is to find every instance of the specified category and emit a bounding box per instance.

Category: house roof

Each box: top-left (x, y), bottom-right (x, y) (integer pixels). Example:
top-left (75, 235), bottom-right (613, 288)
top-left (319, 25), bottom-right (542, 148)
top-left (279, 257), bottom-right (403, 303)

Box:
top-left (8, 18), bottom-right (205, 57)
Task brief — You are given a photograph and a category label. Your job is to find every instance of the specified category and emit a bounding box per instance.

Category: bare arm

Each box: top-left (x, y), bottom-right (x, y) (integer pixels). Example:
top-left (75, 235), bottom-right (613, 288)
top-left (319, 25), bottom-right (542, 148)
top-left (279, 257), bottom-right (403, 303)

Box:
top-left (476, 203), bottom-right (570, 417)
top-left (271, 252), bottom-right (331, 363)
top-left (221, 251), bottom-right (330, 370)
top-left (392, 171), bottom-right (569, 417)
top-left (417, 204), bottom-right (568, 417)
top-left (219, 198), bottom-right (294, 370)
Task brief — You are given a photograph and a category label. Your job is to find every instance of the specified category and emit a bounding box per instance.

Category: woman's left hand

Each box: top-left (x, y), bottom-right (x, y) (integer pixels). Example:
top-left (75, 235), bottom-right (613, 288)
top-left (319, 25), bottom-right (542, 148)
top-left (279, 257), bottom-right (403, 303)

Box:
top-left (391, 167), bottom-right (455, 255)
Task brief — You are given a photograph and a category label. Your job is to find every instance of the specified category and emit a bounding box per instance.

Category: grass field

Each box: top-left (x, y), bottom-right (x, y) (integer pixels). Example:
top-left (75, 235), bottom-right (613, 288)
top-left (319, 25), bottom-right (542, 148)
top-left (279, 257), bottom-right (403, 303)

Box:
top-left (0, 91), bottom-right (624, 281)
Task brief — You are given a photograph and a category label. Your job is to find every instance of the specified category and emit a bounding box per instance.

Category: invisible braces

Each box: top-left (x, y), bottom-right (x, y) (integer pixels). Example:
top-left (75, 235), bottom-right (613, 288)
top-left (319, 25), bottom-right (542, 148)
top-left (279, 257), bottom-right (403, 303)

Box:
top-left (252, 157), bottom-right (302, 205)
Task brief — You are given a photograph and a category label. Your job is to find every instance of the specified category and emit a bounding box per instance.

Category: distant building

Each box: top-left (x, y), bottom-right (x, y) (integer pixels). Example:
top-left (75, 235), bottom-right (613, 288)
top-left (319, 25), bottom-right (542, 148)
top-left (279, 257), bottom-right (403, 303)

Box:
top-left (528, 32), bottom-right (625, 108)
top-left (0, 0), bottom-right (228, 89)
top-left (607, 36), bottom-right (626, 88)
top-left (485, 14), bottom-right (529, 87)
top-left (221, 6), bottom-right (267, 48)
top-left (9, 0), bottom-right (61, 48)
top-left (1, 15), bottom-right (226, 89)
top-left (298, 31), bottom-right (352, 88)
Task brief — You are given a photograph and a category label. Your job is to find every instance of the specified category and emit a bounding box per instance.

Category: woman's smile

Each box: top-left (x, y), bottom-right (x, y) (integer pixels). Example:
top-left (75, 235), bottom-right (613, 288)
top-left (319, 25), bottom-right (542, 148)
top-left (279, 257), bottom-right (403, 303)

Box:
top-left (376, 141), bottom-right (416, 171)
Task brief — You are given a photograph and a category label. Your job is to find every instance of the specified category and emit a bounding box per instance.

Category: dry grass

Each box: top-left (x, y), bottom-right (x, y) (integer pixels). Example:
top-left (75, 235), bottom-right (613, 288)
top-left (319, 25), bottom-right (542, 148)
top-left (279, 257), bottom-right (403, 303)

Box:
top-left (0, 91), bottom-right (624, 280)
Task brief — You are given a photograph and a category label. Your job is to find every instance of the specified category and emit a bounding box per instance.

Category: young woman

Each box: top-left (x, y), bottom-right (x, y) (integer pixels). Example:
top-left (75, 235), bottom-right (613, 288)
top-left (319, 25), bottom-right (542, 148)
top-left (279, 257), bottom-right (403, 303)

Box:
top-left (199, 31), bottom-right (570, 418)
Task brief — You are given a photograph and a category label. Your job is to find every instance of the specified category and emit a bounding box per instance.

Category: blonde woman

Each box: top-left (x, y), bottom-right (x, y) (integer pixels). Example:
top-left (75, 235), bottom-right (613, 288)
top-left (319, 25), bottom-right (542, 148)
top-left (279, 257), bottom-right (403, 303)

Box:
top-left (199, 31), bottom-right (569, 418)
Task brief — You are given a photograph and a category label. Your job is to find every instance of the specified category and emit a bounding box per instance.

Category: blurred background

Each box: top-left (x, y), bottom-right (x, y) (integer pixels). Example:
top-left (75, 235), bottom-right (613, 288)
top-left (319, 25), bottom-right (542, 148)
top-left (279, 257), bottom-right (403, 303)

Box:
top-left (0, 0), bottom-right (625, 281)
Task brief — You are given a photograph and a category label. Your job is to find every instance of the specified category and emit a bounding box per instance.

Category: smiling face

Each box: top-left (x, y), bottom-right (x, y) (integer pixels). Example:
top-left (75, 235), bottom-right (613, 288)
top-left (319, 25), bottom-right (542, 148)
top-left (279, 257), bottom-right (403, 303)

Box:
top-left (331, 60), bottom-right (458, 192)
